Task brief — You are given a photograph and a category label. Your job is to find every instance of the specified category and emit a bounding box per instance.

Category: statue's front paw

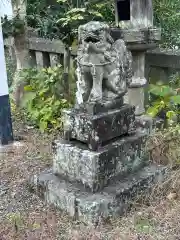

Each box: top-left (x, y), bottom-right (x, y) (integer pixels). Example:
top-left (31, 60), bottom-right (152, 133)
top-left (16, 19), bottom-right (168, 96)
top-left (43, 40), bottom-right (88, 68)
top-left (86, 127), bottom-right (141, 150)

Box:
top-left (88, 92), bottom-right (101, 102)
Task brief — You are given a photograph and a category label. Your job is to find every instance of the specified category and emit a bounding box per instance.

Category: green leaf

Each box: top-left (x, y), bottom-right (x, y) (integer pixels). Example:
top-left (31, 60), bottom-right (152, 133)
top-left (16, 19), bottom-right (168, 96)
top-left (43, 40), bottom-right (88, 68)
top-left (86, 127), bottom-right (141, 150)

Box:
top-left (54, 100), bottom-right (61, 106)
top-left (57, 0), bottom-right (67, 2)
top-left (24, 85), bottom-right (33, 91)
top-left (170, 95), bottom-right (180, 104)
top-left (38, 88), bottom-right (49, 97)
top-left (61, 99), bottom-right (68, 104)
top-left (149, 84), bottom-right (175, 97)
top-left (56, 18), bottom-right (68, 23)
top-left (51, 119), bottom-right (57, 125)
top-left (20, 92), bottom-right (36, 108)
top-left (66, 8), bottom-right (86, 15)
top-left (39, 120), bottom-right (48, 132)
top-left (89, 11), bottom-right (103, 18)
top-left (30, 109), bottom-right (40, 120)
top-left (146, 106), bottom-right (159, 117)
top-left (77, 16), bottom-right (84, 20)
top-left (166, 111), bottom-right (176, 119)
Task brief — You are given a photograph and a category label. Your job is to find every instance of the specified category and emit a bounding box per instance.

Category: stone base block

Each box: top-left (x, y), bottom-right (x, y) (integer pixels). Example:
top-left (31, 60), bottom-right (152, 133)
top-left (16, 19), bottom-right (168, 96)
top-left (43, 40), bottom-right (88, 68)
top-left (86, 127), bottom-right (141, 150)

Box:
top-left (135, 115), bottom-right (155, 135)
top-left (75, 98), bottom-right (124, 115)
top-left (135, 115), bottom-right (165, 135)
top-left (29, 165), bottom-right (167, 225)
top-left (63, 104), bottom-right (135, 150)
top-left (53, 132), bottom-right (148, 192)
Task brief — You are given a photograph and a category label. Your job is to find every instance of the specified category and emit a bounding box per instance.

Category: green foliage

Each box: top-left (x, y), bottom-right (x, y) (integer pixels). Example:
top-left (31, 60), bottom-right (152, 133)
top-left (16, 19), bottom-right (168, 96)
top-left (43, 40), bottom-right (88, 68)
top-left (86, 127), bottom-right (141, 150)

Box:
top-left (1, 13), bottom-right (26, 39)
top-left (26, 0), bottom-right (114, 41)
top-left (27, 0), bottom-right (62, 39)
top-left (27, 0), bottom-right (47, 28)
top-left (21, 65), bottom-right (76, 132)
top-left (147, 83), bottom-right (180, 124)
top-left (153, 0), bottom-right (180, 48)
top-left (56, 0), bottom-right (104, 45)
top-left (36, 0), bottom-right (113, 44)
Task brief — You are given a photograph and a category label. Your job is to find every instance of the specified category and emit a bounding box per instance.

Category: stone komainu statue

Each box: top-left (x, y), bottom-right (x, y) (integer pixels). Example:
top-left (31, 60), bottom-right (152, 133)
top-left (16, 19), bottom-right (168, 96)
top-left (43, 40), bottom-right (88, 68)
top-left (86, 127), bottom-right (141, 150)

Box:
top-left (76, 21), bottom-right (132, 104)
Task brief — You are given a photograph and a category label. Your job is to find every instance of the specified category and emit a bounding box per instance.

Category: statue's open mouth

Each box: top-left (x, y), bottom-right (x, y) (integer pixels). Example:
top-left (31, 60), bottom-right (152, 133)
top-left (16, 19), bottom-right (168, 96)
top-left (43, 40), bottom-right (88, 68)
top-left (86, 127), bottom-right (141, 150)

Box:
top-left (84, 33), bottom-right (99, 43)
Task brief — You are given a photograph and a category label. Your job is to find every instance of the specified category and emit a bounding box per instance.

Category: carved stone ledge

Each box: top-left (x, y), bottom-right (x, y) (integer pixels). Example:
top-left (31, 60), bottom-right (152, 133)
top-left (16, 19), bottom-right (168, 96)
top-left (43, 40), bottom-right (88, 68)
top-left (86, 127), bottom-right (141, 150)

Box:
top-left (29, 165), bottom-right (167, 225)
top-left (148, 28), bottom-right (161, 41)
top-left (53, 131), bottom-right (148, 192)
top-left (62, 104), bottom-right (135, 151)
top-left (111, 28), bottom-right (161, 43)
top-left (75, 98), bottom-right (124, 115)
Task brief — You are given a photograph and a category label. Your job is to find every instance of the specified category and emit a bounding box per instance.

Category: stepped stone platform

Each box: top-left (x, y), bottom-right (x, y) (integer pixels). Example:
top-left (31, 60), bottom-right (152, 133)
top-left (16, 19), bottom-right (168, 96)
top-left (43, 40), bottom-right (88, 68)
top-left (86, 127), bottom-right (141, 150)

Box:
top-left (29, 164), bottom-right (166, 225)
top-left (53, 132), bottom-right (148, 192)
top-left (28, 101), bottom-right (167, 224)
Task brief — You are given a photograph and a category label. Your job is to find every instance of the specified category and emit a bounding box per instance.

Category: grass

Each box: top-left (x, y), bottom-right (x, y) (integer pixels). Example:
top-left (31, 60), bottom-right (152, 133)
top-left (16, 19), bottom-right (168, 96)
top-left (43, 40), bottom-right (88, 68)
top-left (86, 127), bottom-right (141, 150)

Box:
top-left (146, 125), bottom-right (180, 168)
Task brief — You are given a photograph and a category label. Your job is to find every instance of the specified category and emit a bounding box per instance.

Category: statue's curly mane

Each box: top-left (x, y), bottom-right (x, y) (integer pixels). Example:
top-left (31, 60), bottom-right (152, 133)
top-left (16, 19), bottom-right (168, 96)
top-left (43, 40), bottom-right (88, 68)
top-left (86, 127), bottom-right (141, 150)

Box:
top-left (76, 21), bottom-right (133, 103)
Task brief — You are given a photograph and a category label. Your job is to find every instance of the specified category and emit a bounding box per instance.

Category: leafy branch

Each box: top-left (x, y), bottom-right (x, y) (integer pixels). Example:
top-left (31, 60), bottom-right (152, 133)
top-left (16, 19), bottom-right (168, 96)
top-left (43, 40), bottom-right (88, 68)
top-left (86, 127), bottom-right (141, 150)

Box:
top-left (1, 12), bottom-right (25, 38)
top-left (147, 83), bottom-right (180, 125)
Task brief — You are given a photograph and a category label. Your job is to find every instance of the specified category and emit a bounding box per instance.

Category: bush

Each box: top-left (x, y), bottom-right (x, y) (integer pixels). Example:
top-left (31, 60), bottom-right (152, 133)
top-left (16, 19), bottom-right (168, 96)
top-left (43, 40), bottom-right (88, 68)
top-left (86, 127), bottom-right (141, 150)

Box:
top-left (153, 0), bottom-right (180, 48)
top-left (147, 82), bottom-right (180, 125)
top-left (20, 65), bottom-right (76, 132)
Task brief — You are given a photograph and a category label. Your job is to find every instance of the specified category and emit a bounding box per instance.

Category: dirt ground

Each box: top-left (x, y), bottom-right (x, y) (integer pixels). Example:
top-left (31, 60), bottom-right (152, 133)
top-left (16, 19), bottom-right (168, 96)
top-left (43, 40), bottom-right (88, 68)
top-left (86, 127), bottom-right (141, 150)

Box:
top-left (1, 120), bottom-right (180, 240)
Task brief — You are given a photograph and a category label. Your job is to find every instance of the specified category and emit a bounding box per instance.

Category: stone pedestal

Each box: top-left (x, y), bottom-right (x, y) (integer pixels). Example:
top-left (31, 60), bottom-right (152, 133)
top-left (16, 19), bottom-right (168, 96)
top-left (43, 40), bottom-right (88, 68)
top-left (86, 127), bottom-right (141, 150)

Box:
top-left (63, 103), bottom-right (135, 150)
top-left (29, 99), bottom-right (166, 225)
top-left (53, 132), bottom-right (147, 192)
top-left (29, 165), bottom-right (166, 225)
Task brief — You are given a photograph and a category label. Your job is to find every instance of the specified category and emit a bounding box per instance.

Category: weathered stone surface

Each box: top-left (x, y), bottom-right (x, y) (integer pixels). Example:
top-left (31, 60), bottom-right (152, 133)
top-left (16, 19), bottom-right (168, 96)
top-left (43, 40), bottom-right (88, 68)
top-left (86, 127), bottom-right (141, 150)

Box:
top-left (111, 28), bottom-right (161, 43)
top-left (63, 104), bottom-right (135, 150)
top-left (75, 97), bottom-right (124, 115)
top-left (29, 165), bottom-right (167, 225)
top-left (76, 21), bottom-right (132, 104)
top-left (53, 131), bottom-right (148, 192)
top-left (135, 115), bottom-right (165, 134)
top-left (135, 115), bottom-right (155, 134)
top-left (28, 169), bottom-right (77, 218)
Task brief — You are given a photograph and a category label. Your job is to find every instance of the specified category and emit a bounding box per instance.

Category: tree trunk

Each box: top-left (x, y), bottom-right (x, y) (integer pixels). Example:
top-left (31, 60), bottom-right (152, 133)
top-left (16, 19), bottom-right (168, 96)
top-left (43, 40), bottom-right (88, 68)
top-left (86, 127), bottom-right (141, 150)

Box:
top-left (12, 0), bottom-right (30, 107)
top-left (63, 45), bottom-right (71, 100)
